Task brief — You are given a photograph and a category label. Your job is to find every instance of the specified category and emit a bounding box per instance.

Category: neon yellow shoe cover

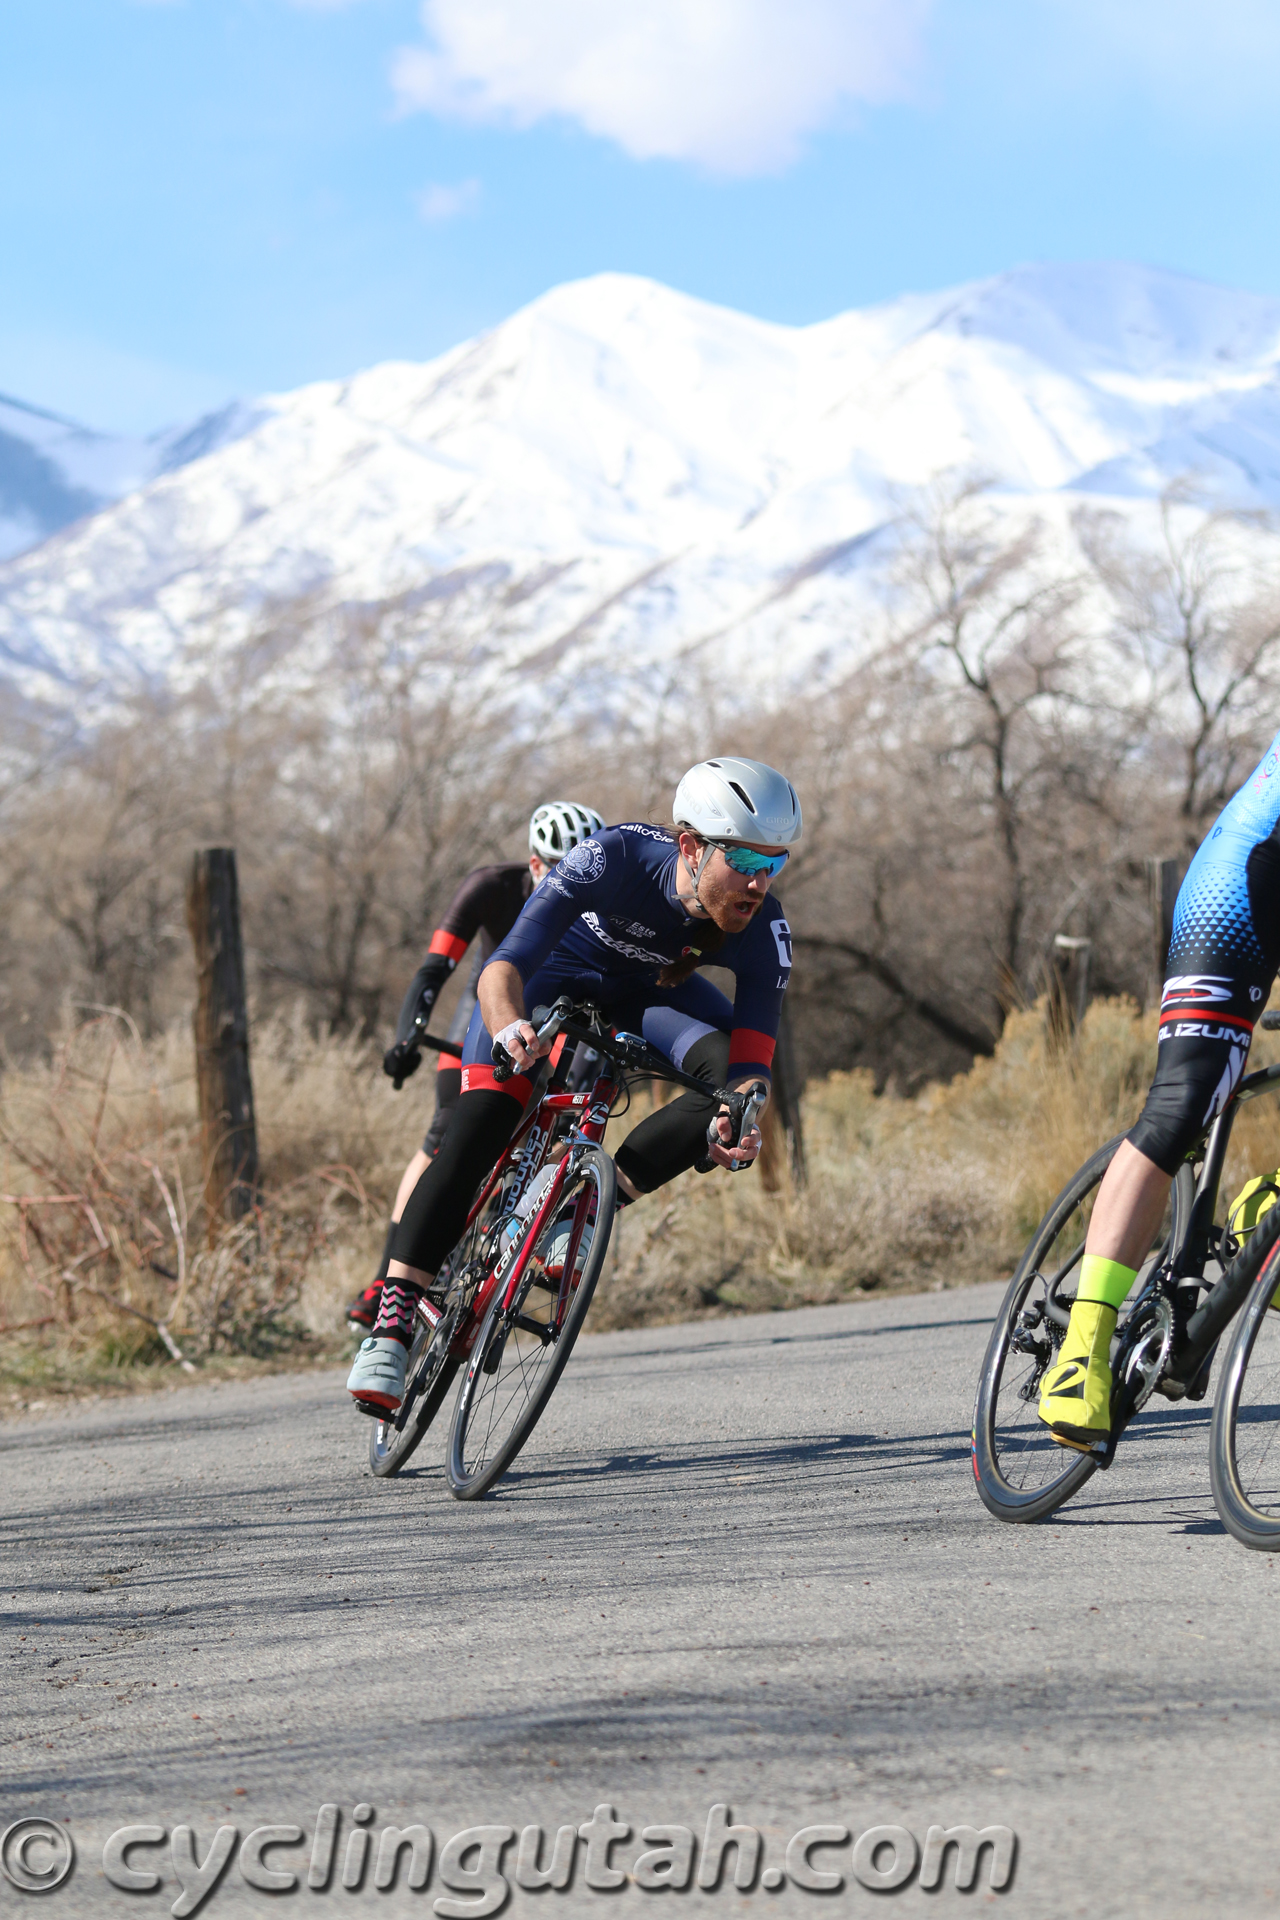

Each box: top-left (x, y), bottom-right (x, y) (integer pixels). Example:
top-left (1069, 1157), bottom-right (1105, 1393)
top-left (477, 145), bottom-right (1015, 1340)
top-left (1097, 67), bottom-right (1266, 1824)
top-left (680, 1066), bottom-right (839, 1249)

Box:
top-left (1225, 1174), bottom-right (1280, 1308)
top-left (1076, 1253), bottom-right (1138, 1311)
top-left (1228, 1172), bottom-right (1280, 1239)
top-left (1038, 1299), bottom-right (1117, 1450)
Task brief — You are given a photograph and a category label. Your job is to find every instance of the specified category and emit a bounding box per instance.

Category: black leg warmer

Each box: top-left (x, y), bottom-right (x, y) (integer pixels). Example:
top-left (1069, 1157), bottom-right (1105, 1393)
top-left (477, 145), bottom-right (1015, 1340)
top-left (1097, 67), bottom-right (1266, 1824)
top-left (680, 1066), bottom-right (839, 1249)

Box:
top-left (392, 1089), bottom-right (522, 1275)
top-left (613, 1030), bottom-right (731, 1195)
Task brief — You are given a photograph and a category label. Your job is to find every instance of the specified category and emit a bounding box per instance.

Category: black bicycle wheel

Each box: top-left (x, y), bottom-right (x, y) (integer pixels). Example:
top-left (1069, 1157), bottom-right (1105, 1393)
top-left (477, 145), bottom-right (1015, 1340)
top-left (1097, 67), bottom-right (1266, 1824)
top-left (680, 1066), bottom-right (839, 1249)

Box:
top-left (972, 1137), bottom-right (1123, 1522)
top-left (446, 1145), bottom-right (615, 1500)
top-left (1210, 1238), bottom-right (1280, 1549)
top-left (368, 1173), bottom-right (511, 1479)
top-left (368, 1306), bottom-right (459, 1478)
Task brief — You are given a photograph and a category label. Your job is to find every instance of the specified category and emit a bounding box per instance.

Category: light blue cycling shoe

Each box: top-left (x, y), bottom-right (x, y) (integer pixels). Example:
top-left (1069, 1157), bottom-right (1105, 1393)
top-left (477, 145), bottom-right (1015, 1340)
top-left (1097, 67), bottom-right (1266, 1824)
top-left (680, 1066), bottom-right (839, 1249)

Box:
top-left (346, 1336), bottom-right (407, 1413)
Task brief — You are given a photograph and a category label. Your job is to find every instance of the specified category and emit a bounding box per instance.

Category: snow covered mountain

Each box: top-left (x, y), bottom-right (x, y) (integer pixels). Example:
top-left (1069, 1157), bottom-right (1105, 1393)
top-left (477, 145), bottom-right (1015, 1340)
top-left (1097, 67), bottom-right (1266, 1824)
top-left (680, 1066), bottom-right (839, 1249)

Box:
top-left (6, 262), bottom-right (1280, 715)
top-left (0, 393), bottom-right (270, 568)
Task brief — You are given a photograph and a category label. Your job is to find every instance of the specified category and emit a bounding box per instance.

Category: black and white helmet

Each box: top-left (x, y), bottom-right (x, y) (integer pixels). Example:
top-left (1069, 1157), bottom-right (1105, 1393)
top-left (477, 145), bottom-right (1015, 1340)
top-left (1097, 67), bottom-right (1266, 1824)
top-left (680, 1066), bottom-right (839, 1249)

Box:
top-left (673, 758), bottom-right (802, 846)
top-left (529, 800), bottom-right (606, 863)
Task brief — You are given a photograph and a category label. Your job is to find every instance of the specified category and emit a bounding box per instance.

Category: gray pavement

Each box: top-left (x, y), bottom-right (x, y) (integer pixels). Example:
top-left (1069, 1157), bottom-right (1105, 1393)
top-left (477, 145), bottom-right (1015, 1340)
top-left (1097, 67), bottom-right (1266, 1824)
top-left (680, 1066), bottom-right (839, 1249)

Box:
top-left (3, 1284), bottom-right (1279, 1918)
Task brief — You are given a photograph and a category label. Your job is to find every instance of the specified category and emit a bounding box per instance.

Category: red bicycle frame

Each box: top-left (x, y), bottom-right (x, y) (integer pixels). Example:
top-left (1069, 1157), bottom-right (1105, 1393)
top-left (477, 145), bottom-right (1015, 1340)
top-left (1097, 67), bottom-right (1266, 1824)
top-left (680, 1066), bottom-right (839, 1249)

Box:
top-left (443, 1061), bottom-right (621, 1362)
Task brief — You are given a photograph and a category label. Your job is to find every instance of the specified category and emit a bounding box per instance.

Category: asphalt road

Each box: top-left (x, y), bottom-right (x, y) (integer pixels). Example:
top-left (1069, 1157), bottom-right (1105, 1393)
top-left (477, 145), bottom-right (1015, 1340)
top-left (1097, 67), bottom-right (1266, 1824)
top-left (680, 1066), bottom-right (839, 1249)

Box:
top-left (4, 1283), bottom-right (1280, 1919)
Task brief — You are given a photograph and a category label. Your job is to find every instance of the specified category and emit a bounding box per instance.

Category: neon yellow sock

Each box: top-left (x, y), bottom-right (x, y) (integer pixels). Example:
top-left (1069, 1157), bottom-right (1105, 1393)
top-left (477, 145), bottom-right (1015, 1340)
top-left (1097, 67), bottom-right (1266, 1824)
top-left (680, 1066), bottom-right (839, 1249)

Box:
top-left (1077, 1254), bottom-right (1138, 1311)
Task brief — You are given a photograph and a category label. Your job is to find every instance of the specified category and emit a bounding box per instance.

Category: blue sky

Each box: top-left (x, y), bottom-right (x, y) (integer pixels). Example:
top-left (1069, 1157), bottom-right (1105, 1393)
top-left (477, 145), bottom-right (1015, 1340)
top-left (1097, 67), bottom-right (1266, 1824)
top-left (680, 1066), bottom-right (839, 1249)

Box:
top-left (5, 0), bottom-right (1280, 432)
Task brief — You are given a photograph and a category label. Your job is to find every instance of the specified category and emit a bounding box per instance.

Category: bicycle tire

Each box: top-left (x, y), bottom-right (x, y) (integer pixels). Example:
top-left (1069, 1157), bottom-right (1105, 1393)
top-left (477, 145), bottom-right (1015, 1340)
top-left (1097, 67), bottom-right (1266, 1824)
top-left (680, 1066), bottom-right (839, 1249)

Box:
top-left (446, 1145), bottom-right (615, 1500)
top-left (368, 1309), bottom-right (459, 1478)
top-left (1209, 1238), bottom-right (1280, 1549)
top-left (368, 1171), bottom-right (512, 1479)
top-left (972, 1136), bottom-right (1124, 1522)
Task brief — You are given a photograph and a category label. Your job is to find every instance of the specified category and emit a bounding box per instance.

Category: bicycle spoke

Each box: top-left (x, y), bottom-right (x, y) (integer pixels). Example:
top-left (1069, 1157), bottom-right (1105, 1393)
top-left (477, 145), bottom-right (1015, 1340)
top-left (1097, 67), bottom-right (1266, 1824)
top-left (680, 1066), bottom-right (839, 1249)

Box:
top-left (972, 1137), bottom-right (1126, 1521)
top-left (448, 1150), bottom-right (614, 1498)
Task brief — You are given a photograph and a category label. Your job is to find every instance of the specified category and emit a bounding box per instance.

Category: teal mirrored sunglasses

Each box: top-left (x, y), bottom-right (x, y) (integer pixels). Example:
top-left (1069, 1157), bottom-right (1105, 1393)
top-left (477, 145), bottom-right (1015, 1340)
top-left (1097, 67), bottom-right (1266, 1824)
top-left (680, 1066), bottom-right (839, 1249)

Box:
top-left (710, 841), bottom-right (789, 879)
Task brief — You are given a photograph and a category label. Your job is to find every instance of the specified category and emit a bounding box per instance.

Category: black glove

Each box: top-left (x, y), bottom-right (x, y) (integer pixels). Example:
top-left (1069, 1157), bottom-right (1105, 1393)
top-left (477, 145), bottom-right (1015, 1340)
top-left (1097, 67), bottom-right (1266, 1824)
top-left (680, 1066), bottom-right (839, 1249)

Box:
top-left (394, 952), bottom-right (455, 1048)
top-left (382, 1041), bottom-right (423, 1090)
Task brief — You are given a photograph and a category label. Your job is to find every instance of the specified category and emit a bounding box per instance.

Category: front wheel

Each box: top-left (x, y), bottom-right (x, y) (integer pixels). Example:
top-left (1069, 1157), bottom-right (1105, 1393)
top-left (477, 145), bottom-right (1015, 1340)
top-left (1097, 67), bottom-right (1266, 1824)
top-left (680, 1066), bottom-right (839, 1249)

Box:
top-left (446, 1146), bottom-right (615, 1500)
top-left (1210, 1239), bottom-right (1280, 1549)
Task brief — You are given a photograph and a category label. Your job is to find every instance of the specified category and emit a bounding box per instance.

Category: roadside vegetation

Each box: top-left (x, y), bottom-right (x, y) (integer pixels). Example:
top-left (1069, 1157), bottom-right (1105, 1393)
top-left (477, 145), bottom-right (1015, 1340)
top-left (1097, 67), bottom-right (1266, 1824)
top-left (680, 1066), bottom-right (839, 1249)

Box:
top-left (5, 478), bottom-right (1280, 1103)
top-left (7, 996), bottom-right (1280, 1403)
top-left (6, 474), bottom-right (1280, 1400)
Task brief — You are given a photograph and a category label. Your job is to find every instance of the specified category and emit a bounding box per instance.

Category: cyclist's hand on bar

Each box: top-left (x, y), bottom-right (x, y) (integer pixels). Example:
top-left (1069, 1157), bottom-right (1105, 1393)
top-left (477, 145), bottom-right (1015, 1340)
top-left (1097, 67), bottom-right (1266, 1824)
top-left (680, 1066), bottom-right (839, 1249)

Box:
top-left (382, 1040), bottom-right (422, 1088)
top-left (706, 1109), bottom-right (762, 1172)
top-left (493, 1018), bottom-right (550, 1073)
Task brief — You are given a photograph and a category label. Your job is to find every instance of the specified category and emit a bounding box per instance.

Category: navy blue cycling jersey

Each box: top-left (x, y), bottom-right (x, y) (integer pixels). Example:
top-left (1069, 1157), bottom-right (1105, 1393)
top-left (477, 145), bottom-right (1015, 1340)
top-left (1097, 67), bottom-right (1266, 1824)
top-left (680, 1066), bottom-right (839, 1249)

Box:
top-left (477, 823), bottom-right (792, 1087)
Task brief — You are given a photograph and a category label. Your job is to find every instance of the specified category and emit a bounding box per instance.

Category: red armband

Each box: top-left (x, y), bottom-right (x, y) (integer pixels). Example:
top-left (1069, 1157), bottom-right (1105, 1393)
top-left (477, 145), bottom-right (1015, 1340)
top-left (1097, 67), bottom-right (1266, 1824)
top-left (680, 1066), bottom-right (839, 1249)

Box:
top-left (728, 1028), bottom-right (776, 1076)
top-left (428, 929), bottom-right (468, 967)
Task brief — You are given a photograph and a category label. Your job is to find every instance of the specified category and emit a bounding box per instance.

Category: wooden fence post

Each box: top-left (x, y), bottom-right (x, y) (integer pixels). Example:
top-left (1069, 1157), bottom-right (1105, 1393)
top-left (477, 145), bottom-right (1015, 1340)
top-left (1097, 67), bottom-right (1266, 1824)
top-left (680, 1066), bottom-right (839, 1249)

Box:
top-left (1146, 856), bottom-right (1187, 1008)
top-left (186, 848), bottom-right (258, 1231)
top-left (1047, 934), bottom-right (1092, 1049)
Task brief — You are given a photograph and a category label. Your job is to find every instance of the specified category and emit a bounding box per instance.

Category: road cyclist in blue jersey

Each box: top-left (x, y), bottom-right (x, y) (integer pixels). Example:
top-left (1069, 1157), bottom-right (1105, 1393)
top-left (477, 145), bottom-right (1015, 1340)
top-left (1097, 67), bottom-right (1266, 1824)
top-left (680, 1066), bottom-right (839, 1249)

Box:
top-left (1039, 728), bottom-right (1280, 1451)
top-left (347, 756), bottom-right (802, 1413)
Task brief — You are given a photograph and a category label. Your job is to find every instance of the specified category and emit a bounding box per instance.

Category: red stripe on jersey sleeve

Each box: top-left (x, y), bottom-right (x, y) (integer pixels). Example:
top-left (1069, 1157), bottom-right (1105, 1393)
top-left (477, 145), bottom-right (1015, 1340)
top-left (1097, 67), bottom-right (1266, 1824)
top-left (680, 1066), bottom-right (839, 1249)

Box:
top-left (460, 1062), bottom-right (531, 1102)
top-left (728, 1028), bottom-right (776, 1074)
top-left (1158, 1008), bottom-right (1253, 1031)
top-left (429, 929), bottom-right (468, 965)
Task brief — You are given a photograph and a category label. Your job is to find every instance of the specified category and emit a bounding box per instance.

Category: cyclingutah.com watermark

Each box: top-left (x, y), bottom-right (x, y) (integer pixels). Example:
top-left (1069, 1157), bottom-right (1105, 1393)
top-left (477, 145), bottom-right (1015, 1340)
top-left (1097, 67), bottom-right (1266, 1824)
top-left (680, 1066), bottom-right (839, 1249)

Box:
top-left (2, 1805), bottom-right (1016, 1910)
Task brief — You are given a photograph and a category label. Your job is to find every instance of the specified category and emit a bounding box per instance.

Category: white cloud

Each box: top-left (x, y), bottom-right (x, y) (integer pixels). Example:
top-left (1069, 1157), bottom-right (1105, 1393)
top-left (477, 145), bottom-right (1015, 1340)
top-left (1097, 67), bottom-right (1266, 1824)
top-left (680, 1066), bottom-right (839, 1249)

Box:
top-left (391, 0), bottom-right (933, 175)
top-left (414, 177), bottom-right (482, 223)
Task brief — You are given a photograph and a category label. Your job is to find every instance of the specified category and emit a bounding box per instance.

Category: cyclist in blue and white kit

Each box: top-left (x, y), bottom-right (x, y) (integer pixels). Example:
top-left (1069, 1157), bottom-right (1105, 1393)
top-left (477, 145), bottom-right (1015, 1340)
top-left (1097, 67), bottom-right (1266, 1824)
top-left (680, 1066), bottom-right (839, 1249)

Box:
top-left (1040, 730), bottom-right (1280, 1450)
top-left (348, 758), bottom-right (802, 1412)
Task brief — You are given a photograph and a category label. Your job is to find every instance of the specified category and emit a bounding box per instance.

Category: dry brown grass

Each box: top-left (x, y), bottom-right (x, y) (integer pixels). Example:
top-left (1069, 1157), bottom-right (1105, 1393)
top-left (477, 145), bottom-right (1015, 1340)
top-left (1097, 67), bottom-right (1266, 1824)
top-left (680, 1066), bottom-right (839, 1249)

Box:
top-left (0, 1010), bottom-right (422, 1405)
top-left (9, 995), bottom-right (1280, 1400)
top-left (589, 996), bottom-right (1280, 1329)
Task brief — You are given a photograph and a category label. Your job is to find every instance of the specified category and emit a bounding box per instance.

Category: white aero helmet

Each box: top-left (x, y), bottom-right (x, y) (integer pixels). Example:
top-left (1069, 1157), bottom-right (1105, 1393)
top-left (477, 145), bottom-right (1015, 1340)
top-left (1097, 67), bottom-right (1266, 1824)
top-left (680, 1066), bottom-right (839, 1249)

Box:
top-left (673, 757), bottom-right (802, 847)
top-left (529, 800), bottom-right (606, 863)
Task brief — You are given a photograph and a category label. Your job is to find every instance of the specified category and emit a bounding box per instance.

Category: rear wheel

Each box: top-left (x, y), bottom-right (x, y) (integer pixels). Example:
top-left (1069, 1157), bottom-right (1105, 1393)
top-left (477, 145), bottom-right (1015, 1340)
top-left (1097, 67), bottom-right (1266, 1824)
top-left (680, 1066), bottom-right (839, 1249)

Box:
top-left (447, 1145), bottom-right (615, 1500)
top-left (368, 1304), bottom-right (459, 1477)
top-left (368, 1170), bottom-right (512, 1479)
top-left (972, 1139), bottom-right (1120, 1522)
top-left (1210, 1240), bottom-right (1280, 1550)
top-left (973, 1141), bottom-right (1191, 1521)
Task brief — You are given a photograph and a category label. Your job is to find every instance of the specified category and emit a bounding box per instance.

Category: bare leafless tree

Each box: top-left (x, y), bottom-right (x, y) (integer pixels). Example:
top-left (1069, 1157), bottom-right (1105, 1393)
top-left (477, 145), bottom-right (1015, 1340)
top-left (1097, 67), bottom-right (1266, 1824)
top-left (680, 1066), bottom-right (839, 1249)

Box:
top-left (6, 476), bottom-right (1280, 1094)
top-left (1077, 486), bottom-right (1280, 846)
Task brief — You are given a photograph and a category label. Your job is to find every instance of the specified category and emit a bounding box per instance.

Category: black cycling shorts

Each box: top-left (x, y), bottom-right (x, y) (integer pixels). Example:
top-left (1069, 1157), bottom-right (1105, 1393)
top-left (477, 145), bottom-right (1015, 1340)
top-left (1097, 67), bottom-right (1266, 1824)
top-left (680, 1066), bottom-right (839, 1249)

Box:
top-left (1129, 837), bottom-right (1280, 1174)
top-left (422, 1065), bottom-right (462, 1157)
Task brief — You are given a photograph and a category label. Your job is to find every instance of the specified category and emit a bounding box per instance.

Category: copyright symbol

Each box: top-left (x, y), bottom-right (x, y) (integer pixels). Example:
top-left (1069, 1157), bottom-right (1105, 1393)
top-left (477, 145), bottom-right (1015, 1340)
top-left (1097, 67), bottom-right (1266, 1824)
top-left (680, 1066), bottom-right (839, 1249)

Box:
top-left (1, 1818), bottom-right (75, 1892)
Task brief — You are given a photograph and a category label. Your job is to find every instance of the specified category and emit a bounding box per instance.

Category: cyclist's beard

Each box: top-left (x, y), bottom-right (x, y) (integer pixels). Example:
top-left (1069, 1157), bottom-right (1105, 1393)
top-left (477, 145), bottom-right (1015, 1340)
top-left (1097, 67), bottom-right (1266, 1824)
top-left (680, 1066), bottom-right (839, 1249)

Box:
top-left (657, 864), bottom-right (759, 988)
top-left (698, 862), bottom-right (765, 934)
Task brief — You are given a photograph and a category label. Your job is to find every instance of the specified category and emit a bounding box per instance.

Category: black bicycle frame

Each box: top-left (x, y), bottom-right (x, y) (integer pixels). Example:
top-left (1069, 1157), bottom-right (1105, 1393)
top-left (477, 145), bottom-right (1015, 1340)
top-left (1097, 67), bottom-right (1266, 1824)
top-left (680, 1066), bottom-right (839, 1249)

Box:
top-left (1169, 1062), bottom-right (1280, 1388)
top-left (1037, 1060), bottom-right (1280, 1388)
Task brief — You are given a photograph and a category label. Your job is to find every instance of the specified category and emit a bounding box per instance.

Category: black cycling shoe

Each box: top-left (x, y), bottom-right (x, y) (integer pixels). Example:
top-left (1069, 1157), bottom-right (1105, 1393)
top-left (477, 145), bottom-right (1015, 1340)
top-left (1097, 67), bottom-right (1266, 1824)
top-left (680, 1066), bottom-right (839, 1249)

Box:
top-left (345, 1283), bottom-right (382, 1330)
